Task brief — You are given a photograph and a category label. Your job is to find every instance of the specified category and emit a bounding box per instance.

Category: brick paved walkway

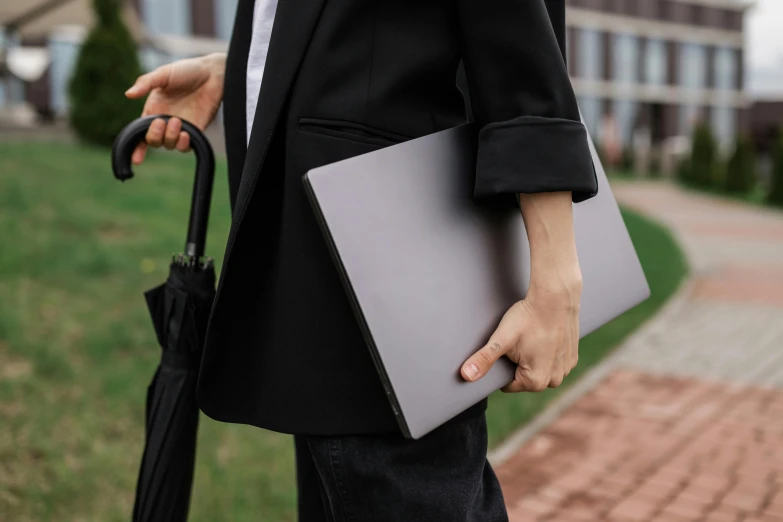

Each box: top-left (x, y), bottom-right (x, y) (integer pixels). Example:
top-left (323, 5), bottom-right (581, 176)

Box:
top-left (496, 183), bottom-right (783, 522)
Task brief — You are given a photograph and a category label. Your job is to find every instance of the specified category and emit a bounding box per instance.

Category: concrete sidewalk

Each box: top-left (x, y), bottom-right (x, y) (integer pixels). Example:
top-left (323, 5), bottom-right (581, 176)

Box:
top-left (495, 182), bottom-right (783, 522)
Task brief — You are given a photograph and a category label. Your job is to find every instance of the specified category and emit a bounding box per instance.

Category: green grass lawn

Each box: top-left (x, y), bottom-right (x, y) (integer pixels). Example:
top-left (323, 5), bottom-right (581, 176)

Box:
top-left (0, 142), bottom-right (686, 521)
top-left (678, 180), bottom-right (774, 208)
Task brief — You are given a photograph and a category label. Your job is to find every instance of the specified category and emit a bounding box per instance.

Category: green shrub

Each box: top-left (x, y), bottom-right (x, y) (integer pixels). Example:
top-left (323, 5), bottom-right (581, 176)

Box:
top-left (724, 135), bottom-right (757, 194)
top-left (649, 153), bottom-right (661, 179)
top-left (621, 146), bottom-right (635, 172)
top-left (688, 124), bottom-right (719, 188)
top-left (677, 156), bottom-right (691, 184)
top-left (769, 130), bottom-right (783, 207)
top-left (69, 0), bottom-right (143, 147)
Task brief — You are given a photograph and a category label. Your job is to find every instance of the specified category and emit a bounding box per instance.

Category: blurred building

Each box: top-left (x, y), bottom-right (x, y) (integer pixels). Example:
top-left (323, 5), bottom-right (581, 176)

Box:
top-left (750, 98), bottom-right (783, 153)
top-left (565, 0), bottom-right (752, 162)
top-left (2, 0), bottom-right (754, 152)
top-left (0, 0), bottom-right (232, 123)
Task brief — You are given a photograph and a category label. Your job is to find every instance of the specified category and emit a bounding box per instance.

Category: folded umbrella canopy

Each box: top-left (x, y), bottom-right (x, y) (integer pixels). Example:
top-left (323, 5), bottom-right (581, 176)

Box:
top-left (112, 115), bottom-right (216, 522)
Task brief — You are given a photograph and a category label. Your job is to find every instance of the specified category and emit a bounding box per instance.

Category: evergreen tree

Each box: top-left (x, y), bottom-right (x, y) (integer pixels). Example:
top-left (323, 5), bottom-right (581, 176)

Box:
top-left (69, 0), bottom-right (143, 146)
top-left (677, 156), bottom-right (691, 184)
top-left (724, 135), bottom-right (757, 194)
top-left (689, 124), bottom-right (718, 188)
top-left (768, 130), bottom-right (783, 207)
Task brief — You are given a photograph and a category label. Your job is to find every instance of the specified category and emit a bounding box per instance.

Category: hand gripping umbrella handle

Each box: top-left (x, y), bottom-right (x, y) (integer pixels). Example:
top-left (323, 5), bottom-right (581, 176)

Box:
top-left (111, 115), bottom-right (216, 259)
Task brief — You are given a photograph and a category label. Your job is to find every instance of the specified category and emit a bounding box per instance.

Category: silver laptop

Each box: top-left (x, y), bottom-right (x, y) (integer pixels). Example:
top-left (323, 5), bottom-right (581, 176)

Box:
top-left (303, 123), bottom-right (650, 439)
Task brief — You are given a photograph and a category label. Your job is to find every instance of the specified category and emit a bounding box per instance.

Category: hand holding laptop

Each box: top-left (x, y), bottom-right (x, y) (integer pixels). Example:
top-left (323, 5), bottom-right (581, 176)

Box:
top-left (303, 123), bottom-right (649, 438)
top-left (461, 191), bottom-right (582, 392)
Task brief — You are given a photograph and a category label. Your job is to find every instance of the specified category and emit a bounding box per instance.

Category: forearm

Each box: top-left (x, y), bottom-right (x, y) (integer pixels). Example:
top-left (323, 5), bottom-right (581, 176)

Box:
top-left (518, 192), bottom-right (582, 303)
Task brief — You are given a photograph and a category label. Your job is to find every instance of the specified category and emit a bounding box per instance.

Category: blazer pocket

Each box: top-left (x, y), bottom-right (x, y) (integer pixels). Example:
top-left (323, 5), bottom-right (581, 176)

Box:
top-left (298, 118), bottom-right (410, 147)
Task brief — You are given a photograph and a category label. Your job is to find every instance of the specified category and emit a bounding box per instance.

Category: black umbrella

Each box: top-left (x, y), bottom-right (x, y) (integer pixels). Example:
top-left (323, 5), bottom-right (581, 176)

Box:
top-left (111, 115), bottom-right (216, 522)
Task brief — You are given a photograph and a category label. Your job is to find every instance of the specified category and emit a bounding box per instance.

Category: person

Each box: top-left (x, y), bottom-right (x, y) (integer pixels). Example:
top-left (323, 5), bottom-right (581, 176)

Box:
top-left (125, 0), bottom-right (597, 519)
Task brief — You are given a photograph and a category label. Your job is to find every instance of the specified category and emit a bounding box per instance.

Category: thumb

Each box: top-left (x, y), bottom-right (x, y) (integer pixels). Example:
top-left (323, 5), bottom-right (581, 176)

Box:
top-left (125, 66), bottom-right (171, 98)
top-left (461, 332), bottom-right (513, 383)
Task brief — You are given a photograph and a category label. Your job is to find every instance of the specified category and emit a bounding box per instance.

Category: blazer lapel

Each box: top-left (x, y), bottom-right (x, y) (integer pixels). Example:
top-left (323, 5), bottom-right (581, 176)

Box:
top-left (232, 0), bottom-right (327, 222)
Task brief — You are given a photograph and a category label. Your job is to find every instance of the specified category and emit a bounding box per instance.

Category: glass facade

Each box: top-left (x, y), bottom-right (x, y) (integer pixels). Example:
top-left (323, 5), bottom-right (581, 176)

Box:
top-left (139, 47), bottom-right (175, 72)
top-left (215, 0), bottom-right (240, 41)
top-left (613, 34), bottom-right (638, 84)
top-left (578, 29), bottom-right (604, 81)
top-left (712, 106), bottom-right (735, 148)
top-left (48, 37), bottom-right (81, 115)
top-left (141, 0), bottom-right (192, 36)
top-left (679, 104), bottom-right (700, 136)
top-left (614, 99), bottom-right (638, 147)
top-left (1, 31), bottom-right (25, 105)
top-left (679, 42), bottom-right (707, 90)
top-left (714, 46), bottom-right (737, 91)
top-left (577, 96), bottom-right (602, 139)
top-left (645, 38), bottom-right (667, 86)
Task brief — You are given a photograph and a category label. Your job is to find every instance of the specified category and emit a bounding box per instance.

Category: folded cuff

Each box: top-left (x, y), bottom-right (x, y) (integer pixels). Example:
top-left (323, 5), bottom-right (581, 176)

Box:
top-left (475, 115), bottom-right (598, 204)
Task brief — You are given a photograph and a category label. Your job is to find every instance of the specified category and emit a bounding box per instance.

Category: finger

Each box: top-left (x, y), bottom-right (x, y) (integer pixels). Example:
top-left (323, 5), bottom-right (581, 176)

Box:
top-left (125, 66), bottom-right (171, 98)
top-left (570, 341), bottom-right (579, 372)
top-left (461, 338), bottom-right (508, 382)
top-left (501, 366), bottom-right (545, 393)
top-left (570, 323), bottom-right (580, 371)
top-left (175, 131), bottom-right (191, 152)
top-left (145, 118), bottom-right (166, 148)
top-left (515, 365), bottom-right (551, 393)
top-left (132, 142), bottom-right (147, 165)
top-left (501, 375), bottom-right (525, 393)
top-left (549, 352), bottom-right (566, 388)
top-left (548, 363), bottom-right (565, 388)
top-left (564, 344), bottom-right (577, 376)
top-left (463, 304), bottom-right (531, 382)
top-left (163, 118), bottom-right (182, 149)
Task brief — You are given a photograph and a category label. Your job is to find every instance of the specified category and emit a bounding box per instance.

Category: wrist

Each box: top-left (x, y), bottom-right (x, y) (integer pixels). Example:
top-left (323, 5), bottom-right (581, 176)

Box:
top-left (517, 191), bottom-right (581, 305)
top-left (528, 263), bottom-right (582, 308)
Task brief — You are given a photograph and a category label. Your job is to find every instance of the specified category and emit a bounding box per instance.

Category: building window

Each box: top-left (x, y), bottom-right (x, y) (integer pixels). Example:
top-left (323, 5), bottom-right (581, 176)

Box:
top-left (714, 46), bottom-right (737, 92)
top-left (141, 0), bottom-right (191, 36)
top-left (48, 36), bottom-right (81, 115)
top-left (613, 33), bottom-right (638, 84)
top-left (712, 106), bottom-right (735, 148)
top-left (679, 104), bottom-right (701, 136)
top-left (645, 38), bottom-right (667, 86)
top-left (578, 96), bottom-right (602, 139)
top-left (578, 28), bottom-right (604, 81)
top-left (614, 98), bottom-right (638, 147)
top-left (215, 0), bottom-right (239, 41)
top-left (679, 43), bottom-right (707, 90)
top-left (0, 28), bottom-right (7, 105)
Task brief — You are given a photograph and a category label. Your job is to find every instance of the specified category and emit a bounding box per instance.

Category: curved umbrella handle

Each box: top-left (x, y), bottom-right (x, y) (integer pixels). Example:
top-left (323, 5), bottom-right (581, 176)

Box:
top-left (111, 115), bottom-right (216, 258)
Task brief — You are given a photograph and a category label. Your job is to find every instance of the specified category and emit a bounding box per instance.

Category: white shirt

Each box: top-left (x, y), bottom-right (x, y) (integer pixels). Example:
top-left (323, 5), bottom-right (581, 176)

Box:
top-left (246, 0), bottom-right (280, 146)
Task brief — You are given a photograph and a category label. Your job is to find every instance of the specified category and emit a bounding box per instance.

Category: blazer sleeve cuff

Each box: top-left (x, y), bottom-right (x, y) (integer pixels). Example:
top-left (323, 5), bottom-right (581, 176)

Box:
top-left (474, 115), bottom-right (598, 204)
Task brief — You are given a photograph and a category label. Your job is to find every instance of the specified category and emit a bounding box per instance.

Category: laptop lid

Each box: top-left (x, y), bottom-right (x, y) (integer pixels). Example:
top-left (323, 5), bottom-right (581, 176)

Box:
top-left (303, 123), bottom-right (650, 439)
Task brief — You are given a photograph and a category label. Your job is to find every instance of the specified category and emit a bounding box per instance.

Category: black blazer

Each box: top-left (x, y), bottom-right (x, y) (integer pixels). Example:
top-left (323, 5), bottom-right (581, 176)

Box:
top-left (197, 0), bottom-right (597, 436)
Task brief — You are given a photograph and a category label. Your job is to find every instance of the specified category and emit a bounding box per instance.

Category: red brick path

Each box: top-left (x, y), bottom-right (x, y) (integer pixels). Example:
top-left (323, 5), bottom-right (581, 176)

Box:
top-left (496, 370), bottom-right (783, 522)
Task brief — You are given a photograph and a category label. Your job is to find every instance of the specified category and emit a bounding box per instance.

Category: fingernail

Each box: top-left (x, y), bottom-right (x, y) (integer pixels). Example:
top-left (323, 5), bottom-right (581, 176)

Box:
top-left (464, 364), bottom-right (479, 381)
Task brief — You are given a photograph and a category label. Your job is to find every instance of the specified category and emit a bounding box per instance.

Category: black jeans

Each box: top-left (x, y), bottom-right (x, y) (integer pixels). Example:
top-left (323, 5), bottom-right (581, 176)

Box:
top-left (294, 414), bottom-right (508, 522)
